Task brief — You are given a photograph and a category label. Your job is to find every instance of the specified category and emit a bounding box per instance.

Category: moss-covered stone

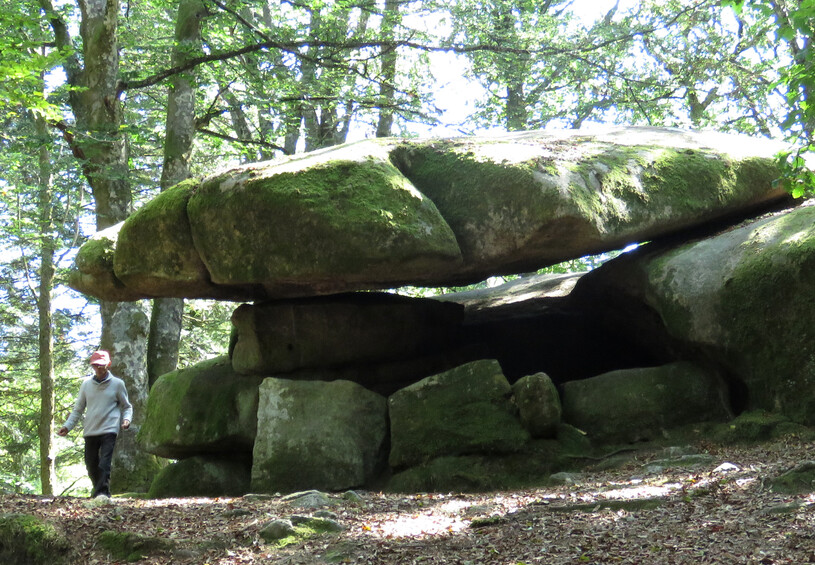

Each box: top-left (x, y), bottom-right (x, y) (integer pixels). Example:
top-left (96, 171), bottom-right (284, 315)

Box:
top-left (512, 372), bottom-right (562, 438)
top-left (390, 131), bottom-right (785, 278)
top-left (137, 356), bottom-right (264, 458)
top-left (0, 513), bottom-right (72, 565)
top-left (641, 205), bottom-right (815, 424)
top-left (387, 439), bottom-right (559, 492)
top-left (388, 359), bottom-right (530, 469)
top-left (113, 179), bottom-right (216, 297)
top-left (97, 530), bottom-right (174, 562)
top-left (260, 517), bottom-right (343, 547)
top-left (147, 456), bottom-right (251, 498)
top-left (769, 462), bottom-right (815, 495)
top-left (188, 144), bottom-right (461, 292)
top-left (390, 140), bottom-right (572, 266)
top-left (68, 223), bottom-right (143, 301)
top-left (69, 127), bottom-right (788, 302)
top-left (709, 410), bottom-right (815, 444)
top-left (251, 378), bottom-right (388, 493)
top-left (561, 362), bottom-right (730, 443)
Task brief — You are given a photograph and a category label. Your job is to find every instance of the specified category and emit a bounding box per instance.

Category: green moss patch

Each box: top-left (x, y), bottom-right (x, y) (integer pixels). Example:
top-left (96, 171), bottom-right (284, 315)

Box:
top-left (387, 440), bottom-right (560, 493)
top-left (769, 462), bottom-right (815, 495)
top-left (138, 356), bottom-right (264, 458)
top-left (709, 410), bottom-right (815, 444)
top-left (264, 517), bottom-right (343, 548)
top-left (190, 156), bottom-right (460, 285)
top-left (98, 530), bottom-right (174, 562)
top-left (0, 513), bottom-right (72, 565)
top-left (114, 179), bottom-right (209, 292)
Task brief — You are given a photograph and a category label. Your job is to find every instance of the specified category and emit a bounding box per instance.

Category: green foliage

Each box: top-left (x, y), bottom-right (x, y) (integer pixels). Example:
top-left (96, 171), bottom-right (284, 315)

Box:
top-left (726, 0), bottom-right (815, 196)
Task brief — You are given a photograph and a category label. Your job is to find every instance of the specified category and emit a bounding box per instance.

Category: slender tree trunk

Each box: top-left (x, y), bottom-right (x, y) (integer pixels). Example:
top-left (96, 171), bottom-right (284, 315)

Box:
top-left (376, 0), bottom-right (400, 138)
top-left (40, 0), bottom-right (156, 493)
top-left (148, 0), bottom-right (207, 389)
top-left (35, 112), bottom-right (57, 496)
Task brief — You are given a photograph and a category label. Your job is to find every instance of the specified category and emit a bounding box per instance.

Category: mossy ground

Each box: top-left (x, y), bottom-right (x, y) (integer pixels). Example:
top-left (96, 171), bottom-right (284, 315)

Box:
top-left (269, 518), bottom-right (343, 548)
top-left (98, 530), bottom-right (173, 562)
top-left (0, 513), bottom-right (72, 565)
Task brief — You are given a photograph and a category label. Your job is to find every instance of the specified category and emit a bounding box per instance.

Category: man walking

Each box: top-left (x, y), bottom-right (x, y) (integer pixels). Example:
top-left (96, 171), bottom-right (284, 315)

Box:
top-left (58, 350), bottom-right (132, 498)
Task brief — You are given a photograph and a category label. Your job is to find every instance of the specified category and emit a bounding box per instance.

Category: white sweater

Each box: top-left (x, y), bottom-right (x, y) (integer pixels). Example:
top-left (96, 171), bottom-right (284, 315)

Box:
top-left (63, 372), bottom-right (133, 437)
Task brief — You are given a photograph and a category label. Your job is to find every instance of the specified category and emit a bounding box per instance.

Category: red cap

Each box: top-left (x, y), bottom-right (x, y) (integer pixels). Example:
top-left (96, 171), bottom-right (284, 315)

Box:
top-left (89, 350), bottom-right (111, 366)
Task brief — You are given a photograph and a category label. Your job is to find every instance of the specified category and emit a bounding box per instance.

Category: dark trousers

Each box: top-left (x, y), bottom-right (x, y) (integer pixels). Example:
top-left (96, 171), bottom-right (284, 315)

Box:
top-left (84, 433), bottom-right (117, 498)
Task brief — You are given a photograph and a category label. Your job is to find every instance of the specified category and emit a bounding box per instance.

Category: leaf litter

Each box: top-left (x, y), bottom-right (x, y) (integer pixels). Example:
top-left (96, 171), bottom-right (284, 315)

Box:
top-left (3, 435), bottom-right (814, 564)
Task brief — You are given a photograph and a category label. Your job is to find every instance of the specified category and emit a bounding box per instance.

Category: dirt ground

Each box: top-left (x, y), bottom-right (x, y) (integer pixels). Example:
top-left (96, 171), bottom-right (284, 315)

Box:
top-left (3, 435), bottom-right (815, 564)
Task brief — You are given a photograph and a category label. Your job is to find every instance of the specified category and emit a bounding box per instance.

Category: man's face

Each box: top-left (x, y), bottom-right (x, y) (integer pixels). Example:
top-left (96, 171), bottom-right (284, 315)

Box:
top-left (92, 363), bottom-right (109, 379)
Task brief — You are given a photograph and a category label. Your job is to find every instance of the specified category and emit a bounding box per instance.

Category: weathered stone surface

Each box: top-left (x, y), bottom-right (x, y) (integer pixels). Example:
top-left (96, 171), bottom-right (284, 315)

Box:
top-left (561, 362), bottom-right (731, 443)
top-left (147, 456), bottom-right (251, 498)
top-left (251, 379), bottom-right (388, 493)
top-left (388, 359), bottom-right (530, 469)
top-left (137, 356), bottom-right (264, 458)
top-left (387, 443), bottom-right (559, 493)
top-left (69, 127), bottom-right (788, 302)
top-left (113, 180), bottom-right (243, 299)
top-left (512, 372), bottom-right (562, 438)
top-left (68, 224), bottom-right (143, 302)
top-left (390, 127), bottom-right (787, 280)
top-left (189, 141), bottom-right (462, 297)
top-left (231, 292), bottom-right (464, 374)
top-left (573, 203), bottom-right (815, 425)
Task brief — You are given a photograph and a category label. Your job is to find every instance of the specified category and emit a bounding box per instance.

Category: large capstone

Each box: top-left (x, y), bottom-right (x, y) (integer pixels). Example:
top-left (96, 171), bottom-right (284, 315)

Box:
top-left (69, 127), bottom-right (789, 302)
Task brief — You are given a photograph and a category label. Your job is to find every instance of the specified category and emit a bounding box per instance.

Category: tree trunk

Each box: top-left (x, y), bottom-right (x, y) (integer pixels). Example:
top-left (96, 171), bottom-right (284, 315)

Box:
top-left (102, 301), bottom-right (160, 493)
top-left (35, 112), bottom-right (57, 496)
top-left (148, 0), bottom-right (207, 389)
top-left (41, 0), bottom-right (156, 493)
top-left (376, 0), bottom-right (399, 137)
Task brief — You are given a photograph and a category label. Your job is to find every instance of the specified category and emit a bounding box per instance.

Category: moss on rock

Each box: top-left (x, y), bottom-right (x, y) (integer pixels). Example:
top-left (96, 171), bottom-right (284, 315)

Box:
top-left (387, 439), bottom-right (560, 493)
top-left (114, 179), bottom-right (214, 296)
top-left (0, 513), bottom-right (72, 565)
top-left (388, 360), bottom-right (530, 469)
top-left (709, 410), bottom-right (815, 444)
top-left (561, 362), bottom-right (730, 443)
top-left (147, 456), bottom-right (251, 498)
top-left (251, 378), bottom-right (388, 493)
top-left (68, 223), bottom-right (143, 301)
top-left (188, 152), bottom-right (461, 289)
top-left (641, 205), bottom-right (815, 424)
top-left (138, 356), bottom-right (264, 458)
top-left (98, 530), bottom-right (174, 562)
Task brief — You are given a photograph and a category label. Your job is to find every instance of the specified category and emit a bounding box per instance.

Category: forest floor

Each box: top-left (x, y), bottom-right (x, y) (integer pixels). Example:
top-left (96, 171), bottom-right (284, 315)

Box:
top-left (3, 435), bottom-right (815, 565)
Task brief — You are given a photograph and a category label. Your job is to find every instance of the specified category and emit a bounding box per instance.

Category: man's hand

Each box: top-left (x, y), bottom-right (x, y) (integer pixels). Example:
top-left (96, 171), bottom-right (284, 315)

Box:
top-left (57, 427), bottom-right (68, 437)
top-left (122, 419), bottom-right (131, 430)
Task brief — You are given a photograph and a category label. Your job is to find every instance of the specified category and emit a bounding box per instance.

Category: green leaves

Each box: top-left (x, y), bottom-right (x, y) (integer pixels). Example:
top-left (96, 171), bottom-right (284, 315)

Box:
top-left (775, 147), bottom-right (815, 198)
